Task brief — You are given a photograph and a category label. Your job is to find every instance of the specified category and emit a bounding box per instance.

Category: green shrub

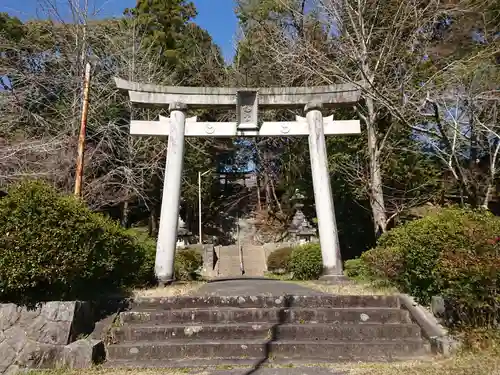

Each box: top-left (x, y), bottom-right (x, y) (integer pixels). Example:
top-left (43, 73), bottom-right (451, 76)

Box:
top-left (128, 231), bottom-right (203, 282)
top-left (290, 243), bottom-right (323, 280)
top-left (362, 206), bottom-right (500, 327)
top-left (0, 180), bottom-right (150, 305)
top-left (267, 247), bottom-right (293, 273)
top-left (175, 248), bottom-right (203, 281)
top-left (344, 257), bottom-right (370, 280)
top-left (127, 228), bottom-right (157, 285)
top-left (361, 246), bottom-right (405, 281)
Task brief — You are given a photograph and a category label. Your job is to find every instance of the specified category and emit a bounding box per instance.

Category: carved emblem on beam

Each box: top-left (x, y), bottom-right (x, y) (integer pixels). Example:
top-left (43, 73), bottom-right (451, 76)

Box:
top-left (205, 124), bottom-right (215, 134)
top-left (236, 90), bottom-right (259, 131)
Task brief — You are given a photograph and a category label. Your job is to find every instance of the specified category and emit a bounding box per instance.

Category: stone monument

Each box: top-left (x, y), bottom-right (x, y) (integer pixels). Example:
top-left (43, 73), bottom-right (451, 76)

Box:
top-left (115, 78), bottom-right (362, 284)
top-left (288, 190), bottom-right (317, 244)
top-left (176, 215), bottom-right (192, 249)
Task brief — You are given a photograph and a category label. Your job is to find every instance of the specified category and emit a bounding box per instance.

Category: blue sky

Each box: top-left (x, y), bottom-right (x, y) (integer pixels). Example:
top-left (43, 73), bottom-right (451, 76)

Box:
top-left (0, 0), bottom-right (238, 61)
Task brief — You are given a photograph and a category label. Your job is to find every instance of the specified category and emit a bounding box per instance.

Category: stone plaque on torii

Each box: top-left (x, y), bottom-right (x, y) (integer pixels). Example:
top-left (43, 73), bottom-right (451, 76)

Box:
top-left (115, 78), bottom-right (362, 284)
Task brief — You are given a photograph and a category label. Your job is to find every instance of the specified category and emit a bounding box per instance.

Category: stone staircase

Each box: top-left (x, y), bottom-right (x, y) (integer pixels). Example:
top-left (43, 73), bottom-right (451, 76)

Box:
top-left (103, 295), bottom-right (429, 368)
top-left (216, 244), bottom-right (267, 277)
top-left (214, 215), bottom-right (267, 278)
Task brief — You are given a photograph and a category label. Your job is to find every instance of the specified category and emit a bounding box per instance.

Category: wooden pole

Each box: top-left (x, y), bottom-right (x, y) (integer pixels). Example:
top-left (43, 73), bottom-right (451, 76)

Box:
top-left (74, 62), bottom-right (91, 197)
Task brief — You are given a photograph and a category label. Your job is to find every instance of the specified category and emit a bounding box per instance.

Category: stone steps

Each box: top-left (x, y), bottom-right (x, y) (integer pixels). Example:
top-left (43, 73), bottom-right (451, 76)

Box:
top-left (216, 245), bottom-right (267, 277)
top-left (119, 307), bottom-right (411, 325)
top-left (102, 294), bottom-right (429, 367)
top-left (111, 322), bottom-right (422, 342)
top-left (106, 339), bottom-right (425, 361)
top-left (103, 358), bottom-right (318, 368)
top-left (101, 358), bottom-right (358, 372)
top-left (103, 356), bottom-right (430, 370)
top-left (130, 295), bottom-right (401, 309)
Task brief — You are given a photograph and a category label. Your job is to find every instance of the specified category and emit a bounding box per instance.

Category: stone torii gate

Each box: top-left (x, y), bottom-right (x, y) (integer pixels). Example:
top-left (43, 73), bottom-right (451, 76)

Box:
top-left (115, 78), bottom-right (362, 284)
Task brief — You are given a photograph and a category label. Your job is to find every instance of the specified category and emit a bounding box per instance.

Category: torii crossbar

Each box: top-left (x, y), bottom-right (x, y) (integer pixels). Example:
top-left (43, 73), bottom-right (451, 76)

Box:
top-left (115, 77), bottom-right (363, 284)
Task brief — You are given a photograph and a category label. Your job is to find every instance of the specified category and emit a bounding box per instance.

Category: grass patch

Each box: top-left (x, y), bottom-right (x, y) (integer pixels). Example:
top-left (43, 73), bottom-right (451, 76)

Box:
top-left (264, 272), bottom-right (397, 295)
top-left (133, 282), bottom-right (205, 298)
top-left (263, 272), bottom-right (293, 281)
top-left (31, 370), bottom-right (196, 375)
top-left (341, 350), bottom-right (499, 375)
top-left (291, 280), bottom-right (398, 295)
top-left (31, 351), bottom-right (499, 375)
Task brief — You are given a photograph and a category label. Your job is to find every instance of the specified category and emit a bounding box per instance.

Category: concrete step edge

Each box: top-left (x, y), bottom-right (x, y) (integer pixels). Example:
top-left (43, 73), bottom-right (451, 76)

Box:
top-left (103, 356), bottom-right (431, 369)
top-left (133, 295), bottom-right (399, 300)
top-left (112, 322), bottom-right (420, 330)
top-left (107, 338), bottom-right (425, 348)
top-left (124, 307), bottom-right (404, 313)
top-left (130, 296), bottom-right (401, 309)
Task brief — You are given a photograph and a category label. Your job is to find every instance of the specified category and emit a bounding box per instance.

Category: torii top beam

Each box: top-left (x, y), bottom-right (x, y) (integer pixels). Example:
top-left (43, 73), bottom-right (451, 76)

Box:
top-left (114, 78), bottom-right (362, 109)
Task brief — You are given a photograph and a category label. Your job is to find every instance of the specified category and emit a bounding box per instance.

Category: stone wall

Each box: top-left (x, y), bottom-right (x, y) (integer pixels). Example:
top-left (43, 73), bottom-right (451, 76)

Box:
top-left (200, 244), bottom-right (217, 279)
top-left (0, 301), bottom-right (104, 374)
top-left (262, 242), bottom-right (295, 269)
top-left (181, 244), bottom-right (218, 279)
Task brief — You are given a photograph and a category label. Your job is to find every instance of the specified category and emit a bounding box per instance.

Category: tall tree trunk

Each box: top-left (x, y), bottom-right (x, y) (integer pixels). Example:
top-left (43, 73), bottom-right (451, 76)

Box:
top-left (149, 207), bottom-right (159, 237)
top-left (121, 200), bottom-right (130, 228)
top-left (256, 174), bottom-right (262, 211)
top-left (483, 142), bottom-right (500, 209)
top-left (366, 97), bottom-right (388, 237)
top-left (270, 178), bottom-right (283, 213)
top-left (468, 104), bottom-right (479, 207)
top-left (265, 181), bottom-right (272, 210)
top-left (483, 184), bottom-right (494, 210)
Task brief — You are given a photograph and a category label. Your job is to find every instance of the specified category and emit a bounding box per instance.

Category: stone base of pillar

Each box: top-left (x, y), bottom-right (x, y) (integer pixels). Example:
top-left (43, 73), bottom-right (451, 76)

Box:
top-left (319, 265), bottom-right (350, 284)
top-left (322, 265), bottom-right (343, 276)
top-left (319, 274), bottom-right (351, 284)
top-left (157, 277), bottom-right (174, 287)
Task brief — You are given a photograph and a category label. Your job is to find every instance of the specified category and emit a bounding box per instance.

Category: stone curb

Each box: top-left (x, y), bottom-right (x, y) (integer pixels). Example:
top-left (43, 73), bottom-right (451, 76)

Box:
top-left (129, 295), bottom-right (401, 310)
top-left (398, 294), bottom-right (461, 356)
top-left (208, 277), bottom-right (274, 282)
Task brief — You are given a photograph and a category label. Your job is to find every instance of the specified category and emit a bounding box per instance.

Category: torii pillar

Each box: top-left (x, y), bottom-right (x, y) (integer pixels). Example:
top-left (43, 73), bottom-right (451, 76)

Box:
top-left (305, 102), bottom-right (342, 278)
top-left (156, 102), bottom-right (187, 285)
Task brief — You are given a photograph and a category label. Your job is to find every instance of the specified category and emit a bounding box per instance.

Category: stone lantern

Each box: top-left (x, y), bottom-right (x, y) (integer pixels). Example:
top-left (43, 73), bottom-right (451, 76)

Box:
top-left (176, 216), bottom-right (192, 249)
top-left (288, 189), bottom-right (317, 244)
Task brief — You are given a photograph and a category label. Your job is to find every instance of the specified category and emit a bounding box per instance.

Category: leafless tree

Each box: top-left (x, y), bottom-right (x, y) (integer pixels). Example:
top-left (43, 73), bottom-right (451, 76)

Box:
top-left (238, 0), bottom-right (498, 233)
top-left (415, 50), bottom-right (500, 208)
top-left (0, 0), bottom-right (230, 232)
top-left (0, 3), bottom-right (170, 214)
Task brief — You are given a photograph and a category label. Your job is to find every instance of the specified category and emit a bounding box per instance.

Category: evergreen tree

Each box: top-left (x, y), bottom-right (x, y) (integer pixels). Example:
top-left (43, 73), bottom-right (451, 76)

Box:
top-left (124, 0), bottom-right (197, 65)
